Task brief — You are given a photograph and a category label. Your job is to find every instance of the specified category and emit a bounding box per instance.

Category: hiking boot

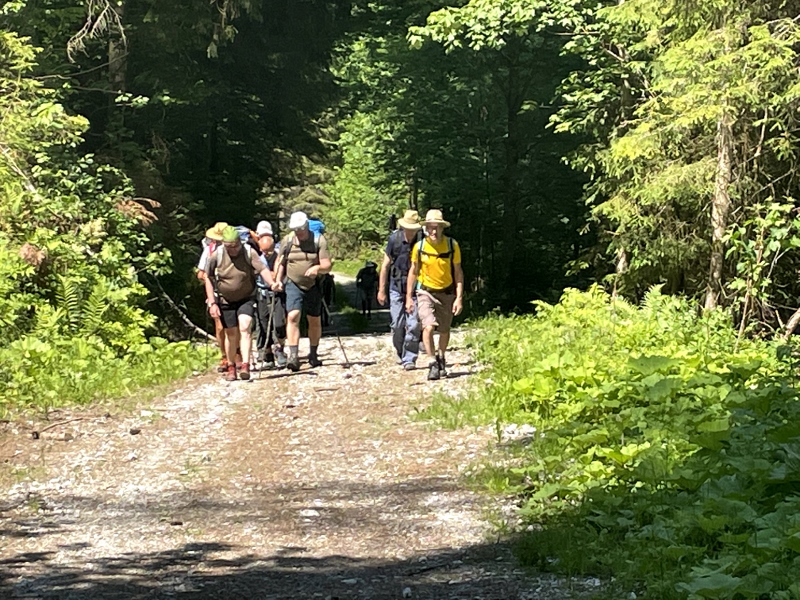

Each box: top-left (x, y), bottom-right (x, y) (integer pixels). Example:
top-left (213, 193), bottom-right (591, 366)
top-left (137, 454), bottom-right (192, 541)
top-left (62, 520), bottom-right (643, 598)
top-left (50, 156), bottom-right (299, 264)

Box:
top-left (427, 359), bottom-right (441, 381)
top-left (225, 364), bottom-right (237, 381)
top-left (217, 358), bottom-right (229, 373)
top-left (308, 355), bottom-right (323, 368)
top-left (438, 356), bottom-right (448, 378)
top-left (262, 354), bottom-right (276, 370)
top-left (402, 362), bottom-right (416, 371)
top-left (239, 362), bottom-right (251, 380)
top-left (287, 354), bottom-right (300, 372)
top-left (274, 348), bottom-right (288, 369)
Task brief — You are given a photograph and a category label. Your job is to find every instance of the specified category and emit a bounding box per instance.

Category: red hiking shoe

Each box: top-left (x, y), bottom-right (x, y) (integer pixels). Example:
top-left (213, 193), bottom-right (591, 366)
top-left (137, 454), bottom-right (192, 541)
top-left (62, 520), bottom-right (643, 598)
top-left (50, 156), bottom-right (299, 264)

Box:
top-left (239, 362), bottom-right (250, 380)
top-left (225, 364), bottom-right (237, 381)
top-left (217, 357), bottom-right (229, 373)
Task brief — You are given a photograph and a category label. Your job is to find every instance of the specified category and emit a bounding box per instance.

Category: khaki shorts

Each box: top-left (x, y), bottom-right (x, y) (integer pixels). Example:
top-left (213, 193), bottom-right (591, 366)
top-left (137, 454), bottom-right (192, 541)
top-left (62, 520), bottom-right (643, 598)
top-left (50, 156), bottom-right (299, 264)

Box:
top-left (416, 289), bottom-right (455, 333)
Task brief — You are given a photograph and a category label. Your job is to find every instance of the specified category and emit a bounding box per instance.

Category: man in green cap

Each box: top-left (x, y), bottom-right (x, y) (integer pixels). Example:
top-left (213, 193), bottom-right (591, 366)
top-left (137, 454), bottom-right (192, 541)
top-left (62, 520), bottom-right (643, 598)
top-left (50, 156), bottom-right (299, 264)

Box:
top-left (202, 225), bottom-right (282, 381)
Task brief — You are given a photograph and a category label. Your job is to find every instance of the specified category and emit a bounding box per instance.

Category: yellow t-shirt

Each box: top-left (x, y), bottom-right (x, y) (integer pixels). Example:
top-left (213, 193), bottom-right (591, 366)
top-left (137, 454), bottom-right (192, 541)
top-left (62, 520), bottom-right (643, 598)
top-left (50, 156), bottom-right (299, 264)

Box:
top-left (410, 236), bottom-right (461, 290)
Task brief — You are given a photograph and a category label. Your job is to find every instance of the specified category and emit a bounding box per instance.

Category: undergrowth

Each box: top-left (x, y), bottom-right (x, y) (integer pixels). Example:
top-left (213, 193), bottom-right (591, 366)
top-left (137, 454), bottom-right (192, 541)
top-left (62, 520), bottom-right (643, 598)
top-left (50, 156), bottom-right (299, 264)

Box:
top-left (422, 286), bottom-right (800, 599)
top-left (0, 335), bottom-right (207, 417)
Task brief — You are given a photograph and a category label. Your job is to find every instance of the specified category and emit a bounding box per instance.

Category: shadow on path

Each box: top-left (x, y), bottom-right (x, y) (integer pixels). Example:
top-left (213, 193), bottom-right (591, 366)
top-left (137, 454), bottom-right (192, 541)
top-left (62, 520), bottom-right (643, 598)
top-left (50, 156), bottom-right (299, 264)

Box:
top-left (0, 540), bottom-right (533, 599)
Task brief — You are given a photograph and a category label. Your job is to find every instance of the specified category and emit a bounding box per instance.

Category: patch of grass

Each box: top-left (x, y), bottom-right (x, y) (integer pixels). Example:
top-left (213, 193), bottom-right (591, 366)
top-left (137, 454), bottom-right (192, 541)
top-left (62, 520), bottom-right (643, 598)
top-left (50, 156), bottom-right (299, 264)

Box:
top-left (332, 259), bottom-right (363, 277)
top-left (332, 282), bottom-right (350, 310)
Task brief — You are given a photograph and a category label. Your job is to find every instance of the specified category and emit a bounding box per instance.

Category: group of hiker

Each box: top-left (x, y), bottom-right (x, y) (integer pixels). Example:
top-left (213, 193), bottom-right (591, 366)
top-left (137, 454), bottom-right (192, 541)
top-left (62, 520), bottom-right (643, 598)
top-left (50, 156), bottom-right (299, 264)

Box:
top-left (198, 208), bottom-right (463, 382)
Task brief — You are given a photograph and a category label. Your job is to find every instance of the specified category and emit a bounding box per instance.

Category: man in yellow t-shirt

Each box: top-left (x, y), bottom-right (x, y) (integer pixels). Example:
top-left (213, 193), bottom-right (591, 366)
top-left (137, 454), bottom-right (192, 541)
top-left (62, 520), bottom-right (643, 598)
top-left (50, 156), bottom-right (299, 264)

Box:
top-left (405, 209), bottom-right (464, 381)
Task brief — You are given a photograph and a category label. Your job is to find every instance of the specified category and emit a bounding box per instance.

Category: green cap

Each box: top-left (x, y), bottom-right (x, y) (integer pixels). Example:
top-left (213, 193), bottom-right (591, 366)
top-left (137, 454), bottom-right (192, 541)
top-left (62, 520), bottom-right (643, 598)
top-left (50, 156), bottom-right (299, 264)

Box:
top-left (222, 226), bottom-right (239, 243)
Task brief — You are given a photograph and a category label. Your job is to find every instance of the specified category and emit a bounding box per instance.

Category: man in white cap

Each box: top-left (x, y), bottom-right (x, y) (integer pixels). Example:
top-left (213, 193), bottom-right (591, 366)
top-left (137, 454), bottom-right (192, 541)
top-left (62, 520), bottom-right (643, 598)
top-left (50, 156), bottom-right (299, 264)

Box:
top-left (254, 220), bottom-right (287, 369)
top-left (378, 210), bottom-right (423, 370)
top-left (275, 211), bottom-right (332, 371)
top-left (406, 209), bottom-right (464, 381)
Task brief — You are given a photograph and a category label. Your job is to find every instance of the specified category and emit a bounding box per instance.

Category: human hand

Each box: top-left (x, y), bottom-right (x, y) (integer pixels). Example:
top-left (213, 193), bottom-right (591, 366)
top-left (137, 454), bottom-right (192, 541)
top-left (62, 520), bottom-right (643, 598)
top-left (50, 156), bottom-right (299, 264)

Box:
top-left (405, 296), bottom-right (414, 314)
top-left (271, 281), bottom-right (283, 292)
top-left (453, 297), bottom-right (463, 316)
top-left (377, 290), bottom-right (386, 306)
top-left (304, 265), bottom-right (320, 278)
top-left (208, 303), bottom-right (220, 319)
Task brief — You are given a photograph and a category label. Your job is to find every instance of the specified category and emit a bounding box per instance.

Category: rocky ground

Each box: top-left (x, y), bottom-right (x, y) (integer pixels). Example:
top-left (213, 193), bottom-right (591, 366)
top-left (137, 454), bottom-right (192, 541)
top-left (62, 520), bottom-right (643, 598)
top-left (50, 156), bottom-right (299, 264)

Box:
top-left (0, 276), bottom-right (599, 599)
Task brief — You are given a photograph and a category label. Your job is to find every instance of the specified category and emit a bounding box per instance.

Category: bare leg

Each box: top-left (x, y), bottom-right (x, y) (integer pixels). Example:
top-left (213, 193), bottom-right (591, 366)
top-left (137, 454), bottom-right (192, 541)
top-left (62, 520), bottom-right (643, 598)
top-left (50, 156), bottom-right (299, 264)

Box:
top-left (287, 310), bottom-right (302, 346)
top-left (422, 325), bottom-right (436, 360)
top-left (438, 331), bottom-right (450, 360)
top-left (214, 318), bottom-right (226, 358)
top-left (224, 328), bottom-right (239, 364)
top-left (307, 315), bottom-right (322, 347)
top-left (238, 315), bottom-right (253, 364)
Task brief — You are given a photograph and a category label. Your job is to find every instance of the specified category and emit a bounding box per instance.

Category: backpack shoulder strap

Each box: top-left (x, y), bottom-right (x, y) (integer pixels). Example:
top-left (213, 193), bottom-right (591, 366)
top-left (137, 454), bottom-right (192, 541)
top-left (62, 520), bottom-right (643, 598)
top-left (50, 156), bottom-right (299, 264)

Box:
top-left (388, 229), bottom-right (403, 262)
top-left (416, 237), bottom-right (426, 266)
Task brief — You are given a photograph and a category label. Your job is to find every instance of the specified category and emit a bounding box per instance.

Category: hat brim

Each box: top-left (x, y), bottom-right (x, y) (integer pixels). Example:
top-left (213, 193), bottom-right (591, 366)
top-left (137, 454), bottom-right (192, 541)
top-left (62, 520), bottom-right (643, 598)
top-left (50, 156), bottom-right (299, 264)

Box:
top-left (397, 219), bottom-right (422, 230)
top-left (206, 228), bottom-right (224, 241)
top-left (422, 219), bottom-right (450, 227)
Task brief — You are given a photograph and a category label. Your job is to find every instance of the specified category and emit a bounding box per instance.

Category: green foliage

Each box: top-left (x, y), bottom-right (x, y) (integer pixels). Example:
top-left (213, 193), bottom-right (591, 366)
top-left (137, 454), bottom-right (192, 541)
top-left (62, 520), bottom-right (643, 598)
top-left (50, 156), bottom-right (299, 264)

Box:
top-left (0, 30), bottom-right (203, 411)
top-left (426, 287), bottom-right (800, 596)
top-left (0, 336), bottom-right (207, 416)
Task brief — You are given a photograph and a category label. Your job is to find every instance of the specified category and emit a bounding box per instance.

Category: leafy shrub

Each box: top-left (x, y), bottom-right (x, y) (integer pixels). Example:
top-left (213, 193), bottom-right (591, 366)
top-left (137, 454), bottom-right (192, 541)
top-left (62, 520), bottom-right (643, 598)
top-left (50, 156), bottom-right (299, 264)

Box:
top-left (431, 286), bottom-right (800, 598)
top-left (0, 335), bottom-right (208, 416)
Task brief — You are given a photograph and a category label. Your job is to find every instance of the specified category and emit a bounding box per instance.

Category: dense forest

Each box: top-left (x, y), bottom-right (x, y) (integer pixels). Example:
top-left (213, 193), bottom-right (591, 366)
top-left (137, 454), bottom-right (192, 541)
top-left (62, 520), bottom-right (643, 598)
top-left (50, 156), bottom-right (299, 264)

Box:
top-left (6, 0), bottom-right (800, 596)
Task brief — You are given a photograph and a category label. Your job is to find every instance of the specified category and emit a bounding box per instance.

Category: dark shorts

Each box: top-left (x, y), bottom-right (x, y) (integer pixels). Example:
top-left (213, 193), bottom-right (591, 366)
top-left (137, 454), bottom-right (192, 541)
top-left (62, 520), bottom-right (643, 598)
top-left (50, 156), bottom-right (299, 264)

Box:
top-left (285, 280), bottom-right (322, 317)
top-left (219, 297), bottom-right (256, 329)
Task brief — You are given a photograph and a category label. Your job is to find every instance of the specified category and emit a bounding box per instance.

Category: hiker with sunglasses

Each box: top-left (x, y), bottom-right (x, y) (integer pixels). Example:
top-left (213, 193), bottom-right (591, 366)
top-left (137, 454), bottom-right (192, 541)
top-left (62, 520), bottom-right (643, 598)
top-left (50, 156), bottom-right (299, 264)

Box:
top-left (203, 225), bottom-right (282, 381)
top-left (405, 209), bottom-right (464, 381)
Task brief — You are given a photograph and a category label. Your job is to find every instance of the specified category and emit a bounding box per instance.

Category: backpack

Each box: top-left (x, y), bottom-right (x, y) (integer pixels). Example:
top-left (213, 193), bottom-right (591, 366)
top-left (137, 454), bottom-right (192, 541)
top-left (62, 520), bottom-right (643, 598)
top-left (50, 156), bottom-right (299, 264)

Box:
top-left (358, 262), bottom-right (378, 289)
top-left (388, 229), bottom-right (424, 291)
top-left (308, 218), bottom-right (325, 236)
top-left (212, 230), bottom-right (265, 273)
top-left (415, 236), bottom-right (456, 290)
top-left (279, 229), bottom-right (322, 266)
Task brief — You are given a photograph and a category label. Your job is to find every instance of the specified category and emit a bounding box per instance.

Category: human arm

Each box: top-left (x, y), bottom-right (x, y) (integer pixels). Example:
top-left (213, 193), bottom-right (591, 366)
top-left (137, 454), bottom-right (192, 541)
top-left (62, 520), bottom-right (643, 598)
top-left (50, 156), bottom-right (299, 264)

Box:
top-left (203, 273), bottom-right (220, 319)
top-left (453, 262), bottom-right (464, 316)
top-left (405, 260), bottom-right (418, 314)
top-left (304, 235), bottom-right (332, 277)
top-left (377, 253), bottom-right (391, 306)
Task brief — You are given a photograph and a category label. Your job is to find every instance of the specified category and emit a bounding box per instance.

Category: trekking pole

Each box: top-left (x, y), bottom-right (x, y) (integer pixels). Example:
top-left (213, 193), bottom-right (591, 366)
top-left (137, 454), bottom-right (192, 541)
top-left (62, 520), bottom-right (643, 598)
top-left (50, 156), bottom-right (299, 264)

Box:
top-left (258, 292), bottom-right (276, 380)
top-left (204, 304), bottom-right (210, 372)
top-left (321, 297), bottom-right (350, 368)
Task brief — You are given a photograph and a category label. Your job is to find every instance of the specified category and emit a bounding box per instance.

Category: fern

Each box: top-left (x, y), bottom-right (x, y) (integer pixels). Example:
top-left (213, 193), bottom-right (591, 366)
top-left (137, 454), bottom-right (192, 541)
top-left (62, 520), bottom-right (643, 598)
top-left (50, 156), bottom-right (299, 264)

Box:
top-left (33, 304), bottom-right (67, 339)
top-left (81, 281), bottom-right (110, 338)
top-left (55, 275), bottom-right (82, 333)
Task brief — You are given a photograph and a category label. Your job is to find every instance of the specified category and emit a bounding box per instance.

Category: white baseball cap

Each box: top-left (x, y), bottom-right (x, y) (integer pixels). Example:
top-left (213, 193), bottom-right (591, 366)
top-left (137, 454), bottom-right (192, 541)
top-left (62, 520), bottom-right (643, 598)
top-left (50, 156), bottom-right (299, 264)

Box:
top-left (288, 211), bottom-right (309, 230)
top-left (256, 220), bottom-right (273, 237)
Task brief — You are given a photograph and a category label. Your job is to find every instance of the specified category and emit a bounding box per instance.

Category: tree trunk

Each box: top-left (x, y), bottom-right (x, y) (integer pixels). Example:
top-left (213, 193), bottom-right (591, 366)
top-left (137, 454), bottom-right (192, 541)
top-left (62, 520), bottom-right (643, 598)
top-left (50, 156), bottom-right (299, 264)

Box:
top-left (704, 111), bottom-right (733, 310)
top-left (498, 43), bottom-right (525, 294)
top-left (783, 307), bottom-right (800, 340)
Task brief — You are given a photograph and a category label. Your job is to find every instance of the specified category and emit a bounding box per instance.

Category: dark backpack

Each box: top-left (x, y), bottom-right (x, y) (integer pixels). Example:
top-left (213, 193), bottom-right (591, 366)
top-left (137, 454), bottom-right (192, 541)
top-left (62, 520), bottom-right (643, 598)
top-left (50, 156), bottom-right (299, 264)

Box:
top-left (388, 229), bottom-right (423, 292)
top-left (358, 263), bottom-right (378, 289)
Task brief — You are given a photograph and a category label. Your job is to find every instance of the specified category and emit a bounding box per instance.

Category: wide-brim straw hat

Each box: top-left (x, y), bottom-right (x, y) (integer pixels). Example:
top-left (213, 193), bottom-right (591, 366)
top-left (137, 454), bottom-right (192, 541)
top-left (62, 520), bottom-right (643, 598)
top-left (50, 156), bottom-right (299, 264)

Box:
top-left (421, 209), bottom-right (450, 228)
top-left (397, 209), bottom-right (422, 230)
top-left (205, 221), bottom-right (229, 241)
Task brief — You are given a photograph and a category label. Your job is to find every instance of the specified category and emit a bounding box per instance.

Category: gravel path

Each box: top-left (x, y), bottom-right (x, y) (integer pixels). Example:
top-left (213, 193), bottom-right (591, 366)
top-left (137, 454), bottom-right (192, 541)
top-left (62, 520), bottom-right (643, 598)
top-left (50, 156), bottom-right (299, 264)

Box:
top-left (0, 299), bottom-right (595, 599)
